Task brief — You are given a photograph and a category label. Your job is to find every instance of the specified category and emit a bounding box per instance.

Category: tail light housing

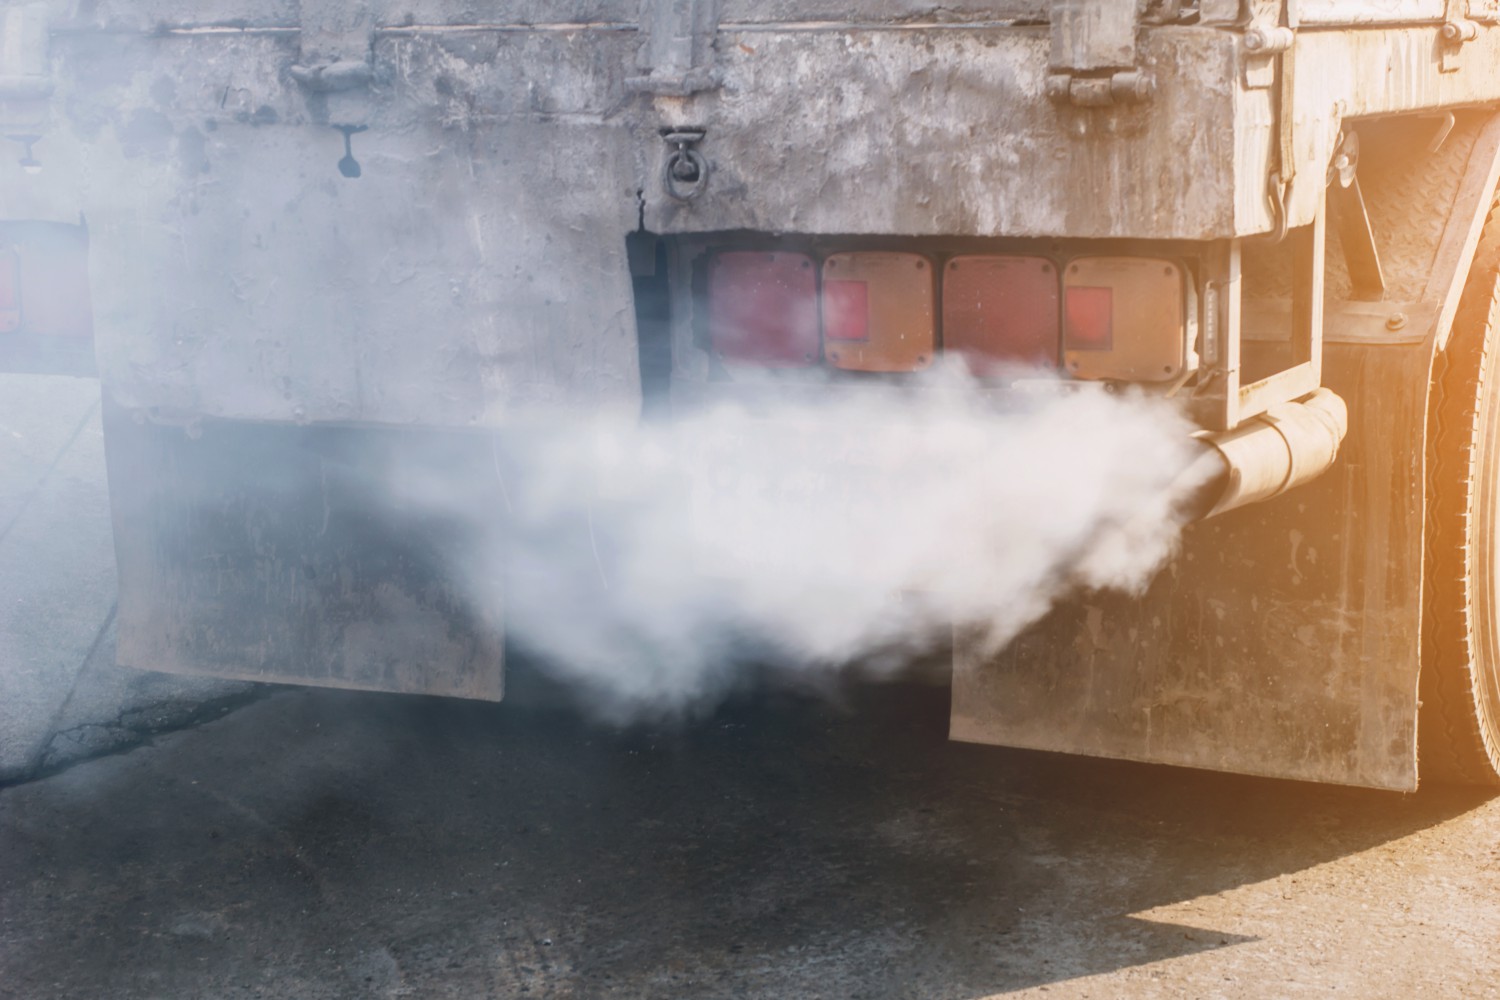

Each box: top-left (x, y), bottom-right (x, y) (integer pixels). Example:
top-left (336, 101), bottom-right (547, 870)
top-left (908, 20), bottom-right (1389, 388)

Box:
top-left (1063, 257), bottom-right (1189, 382)
top-left (942, 255), bottom-right (1059, 372)
top-left (822, 252), bottom-right (935, 372)
top-left (708, 251), bottom-right (819, 367)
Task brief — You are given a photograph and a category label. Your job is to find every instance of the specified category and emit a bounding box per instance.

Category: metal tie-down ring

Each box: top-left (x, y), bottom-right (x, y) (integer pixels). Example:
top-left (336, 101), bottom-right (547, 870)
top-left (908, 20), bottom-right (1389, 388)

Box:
top-left (661, 128), bottom-right (709, 201)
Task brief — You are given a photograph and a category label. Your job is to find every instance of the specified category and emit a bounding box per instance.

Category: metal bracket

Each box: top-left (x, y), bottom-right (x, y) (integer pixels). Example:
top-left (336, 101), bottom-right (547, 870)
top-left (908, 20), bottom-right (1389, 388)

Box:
top-left (1046, 0), bottom-right (1154, 107)
top-left (289, 61), bottom-right (372, 93)
top-left (1470, 0), bottom-right (1500, 22)
top-left (1241, 21), bottom-right (1293, 90)
top-left (627, 0), bottom-right (721, 97)
top-left (290, 0), bottom-right (375, 96)
top-left (1045, 71), bottom-right (1155, 107)
top-left (1199, 0), bottom-right (1251, 25)
top-left (1194, 191), bottom-right (1327, 432)
top-left (1331, 178), bottom-right (1385, 302)
top-left (1440, 22), bottom-right (1479, 73)
top-left (1324, 130), bottom-right (1385, 300)
top-left (661, 128), bottom-right (709, 201)
top-left (1441, 0), bottom-right (1480, 72)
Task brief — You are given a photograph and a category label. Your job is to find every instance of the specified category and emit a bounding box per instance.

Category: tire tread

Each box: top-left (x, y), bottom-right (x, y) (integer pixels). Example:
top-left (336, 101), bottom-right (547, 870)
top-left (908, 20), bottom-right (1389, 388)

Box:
top-left (1421, 209), bottom-right (1500, 786)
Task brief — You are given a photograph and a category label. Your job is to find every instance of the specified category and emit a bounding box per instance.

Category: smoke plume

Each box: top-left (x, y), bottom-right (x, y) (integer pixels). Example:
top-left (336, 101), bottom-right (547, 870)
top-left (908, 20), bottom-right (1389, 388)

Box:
top-left (399, 367), bottom-right (1216, 719)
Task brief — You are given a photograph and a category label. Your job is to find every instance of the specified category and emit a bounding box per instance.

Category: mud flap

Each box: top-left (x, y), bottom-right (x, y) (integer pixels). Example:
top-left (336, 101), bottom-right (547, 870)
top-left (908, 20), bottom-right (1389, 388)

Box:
top-left (951, 341), bottom-right (1430, 790)
top-left (102, 401), bottom-right (506, 700)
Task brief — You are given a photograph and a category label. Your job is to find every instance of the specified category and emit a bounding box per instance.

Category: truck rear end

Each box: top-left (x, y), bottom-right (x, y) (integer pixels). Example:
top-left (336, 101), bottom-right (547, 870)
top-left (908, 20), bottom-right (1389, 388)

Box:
top-left (6, 0), bottom-right (1500, 789)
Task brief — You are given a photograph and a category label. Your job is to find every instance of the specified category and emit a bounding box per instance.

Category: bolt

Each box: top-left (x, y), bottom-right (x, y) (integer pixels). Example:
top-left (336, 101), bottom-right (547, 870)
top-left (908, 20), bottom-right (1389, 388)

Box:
top-left (1386, 312), bottom-right (1408, 331)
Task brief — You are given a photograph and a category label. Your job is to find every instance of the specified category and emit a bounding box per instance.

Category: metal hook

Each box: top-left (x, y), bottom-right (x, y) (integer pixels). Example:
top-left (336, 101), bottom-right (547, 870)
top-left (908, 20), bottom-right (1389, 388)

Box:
top-left (335, 124), bottom-right (368, 179)
top-left (1265, 170), bottom-right (1291, 244)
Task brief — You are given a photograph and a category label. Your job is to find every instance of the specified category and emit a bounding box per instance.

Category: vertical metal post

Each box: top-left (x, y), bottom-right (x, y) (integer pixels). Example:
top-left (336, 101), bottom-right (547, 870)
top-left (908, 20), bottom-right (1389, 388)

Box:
top-left (1290, 192), bottom-right (1326, 387)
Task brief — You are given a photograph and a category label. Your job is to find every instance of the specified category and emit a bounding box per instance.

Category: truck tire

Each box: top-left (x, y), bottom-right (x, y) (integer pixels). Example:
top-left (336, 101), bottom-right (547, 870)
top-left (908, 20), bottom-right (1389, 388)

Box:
top-left (1422, 225), bottom-right (1500, 786)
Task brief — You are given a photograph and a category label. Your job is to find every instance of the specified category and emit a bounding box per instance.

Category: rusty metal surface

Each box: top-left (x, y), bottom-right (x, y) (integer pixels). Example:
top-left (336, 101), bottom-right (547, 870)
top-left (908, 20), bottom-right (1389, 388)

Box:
top-left (3, 27), bottom-right (645, 427)
top-left (647, 27), bottom-right (1250, 241)
top-left (950, 114), bottom-right (1500, 792)
top-left (102, 400), bottom-right (506, 700)
top-left (12, 5), bottom-right (1500, 728)
top-left (3, 13), bottom-right (1500, 428)
top-left (1278, 27), bottom-right (1500, 232)
top-left (951, 339), bottom-right (1430, 791)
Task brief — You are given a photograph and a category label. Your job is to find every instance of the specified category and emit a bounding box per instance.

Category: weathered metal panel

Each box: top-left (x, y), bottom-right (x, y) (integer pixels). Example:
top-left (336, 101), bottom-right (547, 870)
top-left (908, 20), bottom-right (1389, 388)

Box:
top-left (1296, 0), bottom-right (1446, 23)
top-left (719, 1), bottom-right (1050, 21)
top-left (4, 30), bottom-right (644, 426)
top-left (646, 27), bottom-right (1244, 240)
top-left (46, 1), bottom-right (641, 31)
top-left (951, 338), bottom-right (1431, 790)
top-left (950, 113), bottom-right (1500, 790)
top-left (103, 400), bottom-right (507, 699)
top-left (9, 12), bottom-right (1500, 432)
top-left (1277, 27), bottom-right (1500, 232)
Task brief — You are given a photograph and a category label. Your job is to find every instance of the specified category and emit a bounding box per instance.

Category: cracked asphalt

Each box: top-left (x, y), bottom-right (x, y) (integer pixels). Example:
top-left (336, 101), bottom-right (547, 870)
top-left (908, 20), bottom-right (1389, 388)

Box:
top-left (3, 675), bottom-right (1499, 999)
top-left (0, 375), bottom-right (253, 784)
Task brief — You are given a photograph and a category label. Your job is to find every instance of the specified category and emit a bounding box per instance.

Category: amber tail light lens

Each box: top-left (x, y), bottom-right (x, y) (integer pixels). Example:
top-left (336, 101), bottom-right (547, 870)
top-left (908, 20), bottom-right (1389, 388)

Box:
top-left (707, 251), bottom-right (820, 367)
top-left (822, 279), bottom-right (869, 342)
top-left (1063, 257), bottom-right (1188, 382)
top-left (942, 255), bottom-right (1059, 372)
top-left (821, 252), bottom-right (935, 372)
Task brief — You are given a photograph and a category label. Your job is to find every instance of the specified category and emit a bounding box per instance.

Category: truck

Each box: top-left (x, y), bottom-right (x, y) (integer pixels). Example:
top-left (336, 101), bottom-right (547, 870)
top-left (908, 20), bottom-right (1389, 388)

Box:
top-left (3, 0), bottom-right (1500, 791)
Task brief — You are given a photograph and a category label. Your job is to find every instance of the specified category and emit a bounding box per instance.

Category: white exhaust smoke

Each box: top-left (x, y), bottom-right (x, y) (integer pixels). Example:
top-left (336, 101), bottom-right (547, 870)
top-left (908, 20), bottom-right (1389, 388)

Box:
top-left (399, 367), bottom-right (1216, 718)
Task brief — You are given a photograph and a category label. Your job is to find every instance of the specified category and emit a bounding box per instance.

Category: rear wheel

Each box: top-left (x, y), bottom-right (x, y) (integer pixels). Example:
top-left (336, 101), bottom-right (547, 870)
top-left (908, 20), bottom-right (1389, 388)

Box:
top-left (1422, 226), bottom-right (1500, 786)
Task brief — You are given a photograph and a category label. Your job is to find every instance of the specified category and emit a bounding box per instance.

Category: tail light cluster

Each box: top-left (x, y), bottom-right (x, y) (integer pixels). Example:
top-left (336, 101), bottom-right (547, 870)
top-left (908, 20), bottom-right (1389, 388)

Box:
top-left (706, 250), bottom-right (1191, 382)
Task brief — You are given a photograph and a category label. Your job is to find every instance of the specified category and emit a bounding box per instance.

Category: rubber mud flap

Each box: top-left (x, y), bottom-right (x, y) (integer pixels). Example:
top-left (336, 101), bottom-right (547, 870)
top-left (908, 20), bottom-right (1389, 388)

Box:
top-left (951, 339), bottom-right (1431, 791)
top-left (101, 401), bottom-right (506, 701)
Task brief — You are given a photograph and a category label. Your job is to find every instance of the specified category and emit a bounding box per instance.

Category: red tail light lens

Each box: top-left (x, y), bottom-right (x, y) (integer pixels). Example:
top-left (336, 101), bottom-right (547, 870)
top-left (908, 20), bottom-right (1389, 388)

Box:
top-left (821, 252), bottom-right (935, 372)
top-left (1063, 286), bottom-right (1113, 350)
top-left (822, 279), bottom-right (869, 342)
top-left (708, 251), bottom-right (819, 367)
top-left (942, 255), bottom-right (1059, 372)
top-left (0, 248), bottom-right (19, 334)
top-left (1063, 257), bottom-right (1187, 381)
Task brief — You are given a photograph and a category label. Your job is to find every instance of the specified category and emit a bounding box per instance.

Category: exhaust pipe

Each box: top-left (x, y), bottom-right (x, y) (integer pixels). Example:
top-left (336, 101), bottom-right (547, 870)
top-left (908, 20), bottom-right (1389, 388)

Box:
top-left (1182, 388), bottom-right (1349, 520)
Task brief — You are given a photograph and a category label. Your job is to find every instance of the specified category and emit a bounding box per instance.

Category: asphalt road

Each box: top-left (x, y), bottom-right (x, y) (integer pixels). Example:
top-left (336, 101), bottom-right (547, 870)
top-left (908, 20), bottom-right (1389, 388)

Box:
top-left (2, 672), bottom-right (1498, 1000)
top-left (0, 374), bottom-right (250, 784)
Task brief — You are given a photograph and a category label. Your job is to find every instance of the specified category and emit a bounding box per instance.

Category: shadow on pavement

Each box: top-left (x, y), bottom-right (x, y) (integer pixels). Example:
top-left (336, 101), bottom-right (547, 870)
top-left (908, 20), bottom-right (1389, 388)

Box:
top-left (0, 675), bottom-right (1491, 999)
